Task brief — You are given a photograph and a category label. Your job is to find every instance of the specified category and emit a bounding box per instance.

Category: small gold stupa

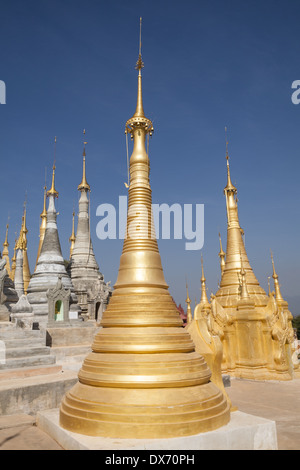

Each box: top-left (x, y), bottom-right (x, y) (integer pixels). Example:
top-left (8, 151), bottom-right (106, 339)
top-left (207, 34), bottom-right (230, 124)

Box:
top-left (186, 256), bottom-right (233, 411)
top-left (59, 20), bottom-right (230, 438)
top-left (16, 204), bottom-right (31, 294)
top-left (2, 223), bottom-right (11, 277)
top-left (68, 211), bottom-right (76, 259)
top-left (10, 240), bottom-right (17, 282)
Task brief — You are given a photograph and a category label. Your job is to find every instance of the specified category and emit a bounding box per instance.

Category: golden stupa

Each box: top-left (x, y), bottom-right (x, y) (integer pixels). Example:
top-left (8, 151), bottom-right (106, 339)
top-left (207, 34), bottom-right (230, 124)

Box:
top-left (186, 256), bottom-right (233, 411)
top-left (68, 211), bottom-right (76, 259)
top-left (10, 240), bottom-right (17, 282)
top-left (16, 204), bottom-right (31, 294)
top-left (2, 223), bottom-right (11, 277)
top-left (59, 21), bottom-right (230, 438)
top-left (209, 139), bottom-right (299, 381)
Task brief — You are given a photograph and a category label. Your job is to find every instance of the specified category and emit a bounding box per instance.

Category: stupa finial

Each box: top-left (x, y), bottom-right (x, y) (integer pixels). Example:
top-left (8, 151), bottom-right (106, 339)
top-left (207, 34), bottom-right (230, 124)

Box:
top-left (47, 137), bottom-right (59, 198)
top-left (271, 250), bottom-right (284, 302)
top-left (125, 18), bottom-right (153, 136)
top-left (224, 127), bottom-right (237, 194)
top-left (78, 129), bottom-right (90, 191)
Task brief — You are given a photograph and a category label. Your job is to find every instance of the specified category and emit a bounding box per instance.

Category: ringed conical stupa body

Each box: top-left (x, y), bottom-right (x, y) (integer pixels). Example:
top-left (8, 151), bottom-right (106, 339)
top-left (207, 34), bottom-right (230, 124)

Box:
top-left (27, 163), bottom-right (80, 326)
top-left (68, 140), bottom-right (111, 320)
top-left (59, 29), bottom-right (230, 438)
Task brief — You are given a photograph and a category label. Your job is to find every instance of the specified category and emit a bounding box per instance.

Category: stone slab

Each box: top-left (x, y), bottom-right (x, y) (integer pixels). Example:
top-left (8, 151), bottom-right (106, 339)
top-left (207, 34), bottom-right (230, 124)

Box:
top-left (46, 324), bottom-right (97, 347)
top-left (0, 370), bottom-right (78, 416)
top-left (37, 408), bottom-right (278, 450)
top-left (0, 364), bottom-right (62, 380)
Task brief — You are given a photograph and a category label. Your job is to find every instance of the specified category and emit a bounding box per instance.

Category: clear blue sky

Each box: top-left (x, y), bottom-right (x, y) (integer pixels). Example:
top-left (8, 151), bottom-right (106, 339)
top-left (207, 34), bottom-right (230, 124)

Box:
top-left (0, 0), bottom-right (299, 314)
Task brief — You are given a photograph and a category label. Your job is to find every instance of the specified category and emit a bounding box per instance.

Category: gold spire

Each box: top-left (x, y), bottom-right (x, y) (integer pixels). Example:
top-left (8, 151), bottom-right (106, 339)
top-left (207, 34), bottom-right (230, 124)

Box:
top-left (200, 254), bottom-right (210, 306)
top-left (216, 144), bottom-right (268, 308)
top-left (41, 184), bottom-right (47, 218)
top-left (21, 203), bottom-right (30, 294)
top-left (60, 23), bottom-right (230, 438)
top-left (133, 17), bottom-right (145, 118)
top-left (35, 184), bottom-right (48, 269)
top-left (271, 251), bottom-right (284, 302)
top-left (2, 222), bottom-right (11, 276)
top-left (224, 128), bottom-right (237, 194)
top-left (47, 137), bottom-right (59, 198)
top-left (185, 280), bottom-right (193, 324)
top-left (16, 202), bottom-right (30, 293)
top-left (69, 210), bottom-right (76, 258)
top-left (47, 165), bottom-right (59, 198)
top-left (78, 130), bottom-right (90, 191)
top-left (22, 204), bottom-right (28, 245)
top-left (16, 216), bottom-right (24, 250)
top-left (125, 18), bottom-right (153, 136)
top-left (10, 239), bottom-right (17, 281)
top-left (218, 232), bottom-right (226, 275)
top-left (3, 223), bottom-right (9, 250)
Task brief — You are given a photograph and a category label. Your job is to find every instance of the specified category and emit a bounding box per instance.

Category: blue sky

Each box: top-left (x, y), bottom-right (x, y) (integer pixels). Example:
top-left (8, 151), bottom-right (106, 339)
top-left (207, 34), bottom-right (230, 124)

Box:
top-left (0, 0), bottom-right (300, 314)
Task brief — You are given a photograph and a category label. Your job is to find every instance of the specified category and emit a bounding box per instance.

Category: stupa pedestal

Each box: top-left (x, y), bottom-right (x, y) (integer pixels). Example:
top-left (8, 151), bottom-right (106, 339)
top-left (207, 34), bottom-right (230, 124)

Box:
top-left (10, 294), bottom-right (34, 329)
top-left (38, 408), bottom-right (278, 450)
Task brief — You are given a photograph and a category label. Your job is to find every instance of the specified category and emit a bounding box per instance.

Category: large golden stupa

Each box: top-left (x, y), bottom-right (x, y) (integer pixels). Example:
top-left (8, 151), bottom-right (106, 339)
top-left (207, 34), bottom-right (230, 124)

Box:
top-left (59, 22), bottom-right (230, 438)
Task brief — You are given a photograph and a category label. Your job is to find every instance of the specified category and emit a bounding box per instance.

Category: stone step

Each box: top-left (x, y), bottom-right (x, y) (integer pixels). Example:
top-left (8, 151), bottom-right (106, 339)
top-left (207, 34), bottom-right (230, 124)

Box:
top-left (0, 330), bottom-right (46, 340)
top-left (3, 338), bottom-right (46, 349)
top-left (0, 354), bottom-right (56, 370)
top-left (0, 364), bottom-right (62, 380)
top-left (0, 370), bottom-right (78, 416)
top-left (5, 346), bottom-right (51, 359)
top-left (50, 345), bottom-right (91, 361)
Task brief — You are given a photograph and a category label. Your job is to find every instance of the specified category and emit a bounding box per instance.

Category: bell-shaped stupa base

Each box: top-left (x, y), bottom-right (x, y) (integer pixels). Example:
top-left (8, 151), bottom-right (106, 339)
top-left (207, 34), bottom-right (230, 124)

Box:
top-left (60, 288), bottom-right (230, 438)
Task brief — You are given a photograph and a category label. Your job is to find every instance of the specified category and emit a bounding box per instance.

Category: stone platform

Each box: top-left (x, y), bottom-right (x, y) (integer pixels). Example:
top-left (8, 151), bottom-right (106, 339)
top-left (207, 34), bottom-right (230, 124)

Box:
top-left (46, 322), bottom-right (99, 371)
top-left (37, 408), bottom-right (278, 450)
top-left (0, 322), bottom-right (56, 371)
top-left (0, 370), bottom-right (78, 416)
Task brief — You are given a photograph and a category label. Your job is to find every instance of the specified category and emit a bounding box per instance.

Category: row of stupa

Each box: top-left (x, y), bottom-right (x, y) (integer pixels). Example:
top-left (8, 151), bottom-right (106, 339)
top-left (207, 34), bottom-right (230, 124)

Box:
top-left (0, 138), bottom-right (112, 327)
top-left (0, 18), bottom-right (298, 444)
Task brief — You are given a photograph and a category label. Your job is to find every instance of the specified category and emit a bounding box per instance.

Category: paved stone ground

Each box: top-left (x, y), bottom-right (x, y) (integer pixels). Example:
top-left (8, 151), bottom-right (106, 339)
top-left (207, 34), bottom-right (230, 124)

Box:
top-left (0, 414), bottom-right (63, 450)
top-left (0, 378), bottom-right (299, 450)
top-left (227, 377), bottom-right (300, 450)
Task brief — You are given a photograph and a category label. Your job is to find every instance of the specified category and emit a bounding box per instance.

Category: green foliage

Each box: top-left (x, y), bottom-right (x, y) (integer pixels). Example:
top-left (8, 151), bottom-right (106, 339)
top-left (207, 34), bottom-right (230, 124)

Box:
top-left (64, 259), bottom-right (70, 270)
